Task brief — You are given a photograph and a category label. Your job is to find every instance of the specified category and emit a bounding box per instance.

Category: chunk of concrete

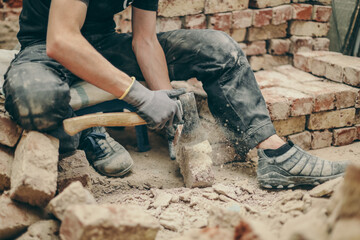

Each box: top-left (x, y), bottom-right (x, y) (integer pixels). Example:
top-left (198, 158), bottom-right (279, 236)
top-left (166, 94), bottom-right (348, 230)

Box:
top-left (177, 140), bottom-right (214, 188)
top-left (57, 150), bottom-right (91, 193)
top-left (309, 177), bottom-right (343, 198)
top-left (0, 112), bottom-right (22, 147)
top-left (60, 204), bottom-right (160, 240)
top-left (47, 181), bottom-right (96, 221)
top-left (280, 209), bottom-right (329, 240)
top-left (17, 220), bottom-right (60, 240)
top-left (0, 194), bottom-right (43, 239)
top-left (10, 131), bottom-right (59, 207)
top-left (0, 145), bottom-right (13, 191)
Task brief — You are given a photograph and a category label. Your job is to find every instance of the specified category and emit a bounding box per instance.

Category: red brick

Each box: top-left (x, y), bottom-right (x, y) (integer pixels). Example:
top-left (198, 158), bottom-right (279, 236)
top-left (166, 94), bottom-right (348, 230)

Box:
top-left (0, 194), bottom-right (42, 239)
top-left (209, 12), bottom-right (232, 33)
top-left (261, 88), bottom-right (290, 120)
top-left (274, 65), bottom-right (320, 82)
top-left (57, 150), bottom-right (92, 193)
top-left (158, 0), bottom-right (204, 17)
top-left (250, 54), bottom-right (291, 71)
top-left (116, 19), bottom-right (132, 33)
top-left (156, 17), bottom-right (182, 33)
top-left (293, 51), bottom-right (341, 72)
top-left (313, 38), bottom-right (330, 51)
top-left (184, 14), bottom-right (206, 29)
top-left (247, 23), bottom-right (287, 41)
top-left (319, 80), bottom-right (358, 109)
top-left (288, 131), bottom-right (311, 150)
top-left (290, 36), bottom-right (313, 54)
top-left (292, 4), bottom-right (313, 20)
top-left (250, 0), bottom-right (290, 8)
top-left (356, 124), bottom-right (360, 140)
top-left (3, 0), bottom-right (22, 8)
top-left (0, 112), bottom-right (22, 148)
top-left (244, 41), bottom-right (266, 56)
top-left (230, 28), bottom-right (246, 42)
top-left (0, 145), bottom-right (13, 191)
top-left (232, 9), bottom-right (253, 29)
top-left (253, 8), bottom-right (273, 27)
top-left (272, 5), bottom-right (293, 25)
top-left (333, 127), bottom-right (357, 146)
top-left (290, 21), bottom-right (329, 37)
top-left (307, 108), bottom-right (355, 130)
top-left (273, 116), bottom-right (306, 136)
top-left (255, 70), bottom-right (289, 89)
top-left (205, 0), bottom-right (249, 14)
top-left (344, 66), bottom-right (360, 88)
top-left (268, 39), bottom-right (291, 55)
top-left (311, 130), bottom-right (333, 149)
top-left (312, 5), bottom-right (332, 22)
top-left (300, 81), bottom-right (335, 112)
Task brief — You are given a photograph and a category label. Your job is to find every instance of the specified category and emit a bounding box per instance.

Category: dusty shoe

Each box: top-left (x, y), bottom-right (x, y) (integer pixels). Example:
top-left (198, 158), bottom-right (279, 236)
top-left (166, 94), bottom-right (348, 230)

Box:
top-left (257, 141), bottom-right (348, 189)
top-left (79, 127), bottom-right (133, 177)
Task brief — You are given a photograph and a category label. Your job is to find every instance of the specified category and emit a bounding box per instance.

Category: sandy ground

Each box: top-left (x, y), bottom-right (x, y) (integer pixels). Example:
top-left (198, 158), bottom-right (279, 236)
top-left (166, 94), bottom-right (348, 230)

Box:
top-left (87, 127), bottom-right (360, 239)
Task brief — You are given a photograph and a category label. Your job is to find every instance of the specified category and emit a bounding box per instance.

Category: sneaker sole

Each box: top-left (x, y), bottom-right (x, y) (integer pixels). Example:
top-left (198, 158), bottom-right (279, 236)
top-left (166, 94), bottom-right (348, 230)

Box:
top-left (97, 162), bottom-right (134, 177)
top-left (258, 172), bottom-right (344, 189)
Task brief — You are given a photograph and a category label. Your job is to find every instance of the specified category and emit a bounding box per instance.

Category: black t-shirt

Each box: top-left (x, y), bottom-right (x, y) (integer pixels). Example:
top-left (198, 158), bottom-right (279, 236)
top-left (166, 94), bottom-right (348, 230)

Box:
top-left (17, 0), bottom-right (158, 48)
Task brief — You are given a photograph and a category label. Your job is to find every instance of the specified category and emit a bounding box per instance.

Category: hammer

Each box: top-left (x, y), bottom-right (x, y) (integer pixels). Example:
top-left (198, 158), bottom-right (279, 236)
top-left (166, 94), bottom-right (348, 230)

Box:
top-left (63, 92), bottom-right (200, 159)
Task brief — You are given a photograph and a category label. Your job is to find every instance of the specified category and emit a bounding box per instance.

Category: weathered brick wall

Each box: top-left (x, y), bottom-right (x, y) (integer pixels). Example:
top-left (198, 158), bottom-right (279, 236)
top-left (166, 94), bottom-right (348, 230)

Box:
top-left (116, 0), bottom-right (333, 71)
top-left (0, 0), bottom-right (22, 49)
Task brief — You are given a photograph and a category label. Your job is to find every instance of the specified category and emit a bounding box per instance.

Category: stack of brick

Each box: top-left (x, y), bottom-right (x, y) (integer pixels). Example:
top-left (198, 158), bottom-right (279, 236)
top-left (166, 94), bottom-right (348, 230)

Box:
top-left (255, 51), bottom-right (360, 150)
top-left (115, 0), bottom-right (333, 72)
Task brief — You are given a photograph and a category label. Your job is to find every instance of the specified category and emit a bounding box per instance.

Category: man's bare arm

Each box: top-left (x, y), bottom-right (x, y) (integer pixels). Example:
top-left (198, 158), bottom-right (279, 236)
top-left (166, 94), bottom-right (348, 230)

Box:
top-left (132, 7), bottom-right (172, 90)
top-left (46, 0), bottom-right (133, 98)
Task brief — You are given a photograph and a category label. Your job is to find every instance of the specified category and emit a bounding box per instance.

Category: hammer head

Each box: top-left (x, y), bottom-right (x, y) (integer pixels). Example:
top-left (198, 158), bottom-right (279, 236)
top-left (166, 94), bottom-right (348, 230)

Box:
top-left (168, 92), bottom-right (204, 160)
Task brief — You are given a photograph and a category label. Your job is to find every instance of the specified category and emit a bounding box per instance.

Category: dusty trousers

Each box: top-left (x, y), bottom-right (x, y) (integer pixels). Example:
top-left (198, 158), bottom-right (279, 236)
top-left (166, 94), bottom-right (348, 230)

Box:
top-left (3, 29), bottom-right (276, 153)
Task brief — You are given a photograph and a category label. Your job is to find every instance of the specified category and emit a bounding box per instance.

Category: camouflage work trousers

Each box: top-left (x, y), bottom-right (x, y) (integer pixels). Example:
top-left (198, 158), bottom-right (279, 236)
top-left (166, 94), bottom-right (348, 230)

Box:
top-left (3, 29), bottom-right (276, 153)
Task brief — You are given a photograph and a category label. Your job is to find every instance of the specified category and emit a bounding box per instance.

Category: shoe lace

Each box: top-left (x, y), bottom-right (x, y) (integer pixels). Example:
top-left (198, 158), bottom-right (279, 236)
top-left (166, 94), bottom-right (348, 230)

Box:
top-left (81, 132), bottom-right (113, 158)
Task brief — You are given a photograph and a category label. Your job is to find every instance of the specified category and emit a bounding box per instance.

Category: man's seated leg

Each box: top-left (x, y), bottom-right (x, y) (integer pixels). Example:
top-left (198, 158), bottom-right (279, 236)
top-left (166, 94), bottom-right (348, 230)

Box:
top-left (3, 47), bottom-right (133, 177)
top-left (149, 29), bottom-right (348, 188)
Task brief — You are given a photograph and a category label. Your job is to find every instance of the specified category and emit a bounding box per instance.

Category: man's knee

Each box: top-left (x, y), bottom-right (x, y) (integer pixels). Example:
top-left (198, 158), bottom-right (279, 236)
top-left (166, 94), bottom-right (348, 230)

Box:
top-left (3, 62), bottom-right (71, 131)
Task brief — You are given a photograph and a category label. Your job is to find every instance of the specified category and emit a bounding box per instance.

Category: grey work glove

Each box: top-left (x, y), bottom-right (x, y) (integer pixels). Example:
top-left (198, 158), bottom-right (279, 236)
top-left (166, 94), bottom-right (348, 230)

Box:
top-left (123, 80), bottom-right (186, 130)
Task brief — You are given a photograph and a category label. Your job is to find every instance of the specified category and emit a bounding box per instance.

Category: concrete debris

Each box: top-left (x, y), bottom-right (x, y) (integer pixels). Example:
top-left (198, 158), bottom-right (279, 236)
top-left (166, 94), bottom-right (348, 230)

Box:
top-left (10, 131), bottom-right (59, 207)
top-left (309, 177), bottom-right (343, 198)
top-left (177, 140), bottom-right (214, 188)
top-left (234, 219), bottom-right (277, 240)
top-left (152, 191), bottom-right (173, 208)
top-left (330, 219), bottom-right (360, 240)
top-left (0, 194), bottom-right (43, 239)
top-left (17, 220), bottom-right (60, 240)
top-left (171, 228), bottom-right (234, 240)
top-left (208, 205), bottom-right (245, 228)
top-left (159, 210), bottom-right (183, 232)
top-left (57, 150), bottom-right (91, 193)
top-left (280, 208), bottom-right (329, 240)
top-left (0, 112), bottom-right (22, 147)
top-left (0, 145), bottom-right (13, 191)
top-left (47, 181), bottom-right (96, 221)
top-left (60, 204), bottom-right (160, 240)
top-left (280, 200), bottom-right (306, 213)
top-left (212, 184), bottom-right (237, 200)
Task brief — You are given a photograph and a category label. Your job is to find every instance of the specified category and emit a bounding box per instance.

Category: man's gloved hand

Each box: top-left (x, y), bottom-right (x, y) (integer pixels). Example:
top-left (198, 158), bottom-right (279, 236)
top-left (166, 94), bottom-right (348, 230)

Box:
top-left (122, 80), bottom-right (186, 130)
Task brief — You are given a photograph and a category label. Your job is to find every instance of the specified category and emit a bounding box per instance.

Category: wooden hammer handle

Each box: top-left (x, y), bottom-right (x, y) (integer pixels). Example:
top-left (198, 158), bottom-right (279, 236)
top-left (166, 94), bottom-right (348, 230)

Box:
top-left (63, 112), bottom-right (146, 136)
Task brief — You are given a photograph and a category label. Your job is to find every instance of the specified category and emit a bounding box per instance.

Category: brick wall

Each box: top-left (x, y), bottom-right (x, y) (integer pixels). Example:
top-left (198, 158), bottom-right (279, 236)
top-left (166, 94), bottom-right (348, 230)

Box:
top-left (0, 0), bottom-right (22, 49)
top-left (116, 0), bottom-right (333, 71)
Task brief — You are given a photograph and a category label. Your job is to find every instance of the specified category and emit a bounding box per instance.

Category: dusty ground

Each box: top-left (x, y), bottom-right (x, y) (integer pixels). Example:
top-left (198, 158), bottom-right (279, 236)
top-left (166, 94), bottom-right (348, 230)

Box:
top-left (87, 127), bottom-right (360, 240)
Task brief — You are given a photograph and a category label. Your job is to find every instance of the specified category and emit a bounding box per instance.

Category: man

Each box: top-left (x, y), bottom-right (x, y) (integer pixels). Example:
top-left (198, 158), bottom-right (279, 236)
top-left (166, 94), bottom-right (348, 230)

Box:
top-left (3, 0), bottom-right (347, 188)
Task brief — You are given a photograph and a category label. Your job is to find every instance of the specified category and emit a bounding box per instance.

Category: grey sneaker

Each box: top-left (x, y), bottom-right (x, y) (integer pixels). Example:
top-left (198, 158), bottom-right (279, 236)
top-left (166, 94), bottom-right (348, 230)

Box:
top-left (79, 127), bottom-right (133, 177)
top-left (257, 141), bottom-right (348, 189)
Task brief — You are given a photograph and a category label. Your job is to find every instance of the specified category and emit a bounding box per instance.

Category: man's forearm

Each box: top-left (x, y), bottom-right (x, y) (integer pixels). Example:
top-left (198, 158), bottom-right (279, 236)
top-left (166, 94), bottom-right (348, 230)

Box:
top-left (132, 37), bottom-right (172, 90)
